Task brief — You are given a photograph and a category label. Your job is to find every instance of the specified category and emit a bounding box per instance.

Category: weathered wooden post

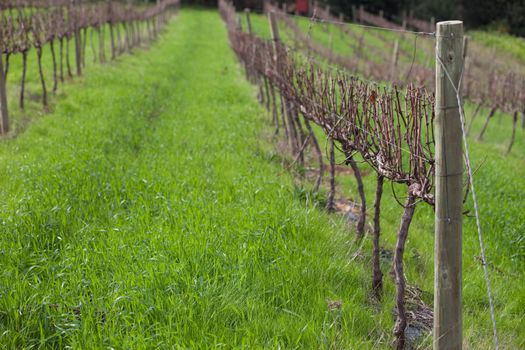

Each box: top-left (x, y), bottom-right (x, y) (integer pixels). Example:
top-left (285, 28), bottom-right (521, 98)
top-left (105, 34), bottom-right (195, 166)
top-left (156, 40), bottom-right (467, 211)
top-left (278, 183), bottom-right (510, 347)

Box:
top-left (245, 8), bottom-right (263, 101)
top-left (268, 11), bottom-right (280, 62)
top-left (434, 20), bottom-right (464, 350)
top-left (0, 53), bottom-right (9, 134)
top-left (338, 13), bottom-right (345, 39)
top-left (244, 8), bottom-right (252, 34)
top-left (389, 40), bottom-right (399, 81)
top-left (268, 11), bottom-right (296, 153)
top-left (324, 5), bottom-right (331, 32)
top-left (236, 14), bottom-right (242, 32)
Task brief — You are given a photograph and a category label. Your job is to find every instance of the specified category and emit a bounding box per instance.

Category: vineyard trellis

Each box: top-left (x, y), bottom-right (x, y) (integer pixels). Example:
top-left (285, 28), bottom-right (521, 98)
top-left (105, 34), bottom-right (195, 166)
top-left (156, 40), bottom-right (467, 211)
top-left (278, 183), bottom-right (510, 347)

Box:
top-left (221, 1), bottom-right (443, 348)
top-left (0, 0), bottom-right (181, 134)
top-left (235, 2), bottom-right (507, 348)
top-left (258, 2), bottom-right (523, 155)
top-left (344, 3), bottom-right (524, 153)
top-left (219, 1), bottom-right (505, 348)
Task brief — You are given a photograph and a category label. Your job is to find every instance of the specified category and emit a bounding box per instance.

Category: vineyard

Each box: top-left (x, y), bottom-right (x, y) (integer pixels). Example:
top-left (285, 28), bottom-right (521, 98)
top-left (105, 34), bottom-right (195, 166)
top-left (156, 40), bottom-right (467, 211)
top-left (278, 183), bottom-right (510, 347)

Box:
top-left (0, 0), bottom-right (180, 134)
top-left (0, 2), bottom-right (524, 349)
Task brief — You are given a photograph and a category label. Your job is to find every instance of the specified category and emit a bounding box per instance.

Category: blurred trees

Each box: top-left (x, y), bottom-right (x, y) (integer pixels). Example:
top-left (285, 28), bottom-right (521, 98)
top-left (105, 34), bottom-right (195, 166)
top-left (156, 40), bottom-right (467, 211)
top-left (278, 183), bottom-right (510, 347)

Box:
top-left (180, 0), bottom-right (524, 36)
top-left (315, 0), bottom-right (525, 36)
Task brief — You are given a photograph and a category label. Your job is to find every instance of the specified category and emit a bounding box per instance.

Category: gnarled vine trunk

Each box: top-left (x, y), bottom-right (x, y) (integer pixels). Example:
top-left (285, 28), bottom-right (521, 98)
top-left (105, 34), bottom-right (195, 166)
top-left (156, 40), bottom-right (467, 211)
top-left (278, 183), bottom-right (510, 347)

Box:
top-left (347, 155), bottom-right (366, 237)
top-left (279, 94), bottom-right (291, 146)
top-left (19, 51), bottom-right (28, 109)
top-left (50, 40), bottom-right (58, 93)
top-left (466, 102), bottom-right (482, 136)
top-left (372, 174), bottom-right (384, 298)
top-left (66, 37), bottom-right (73, 78)
top-left (327, 138), bottom-right (336, 212)
top-left (82, 27), bottom-right (88, 67)
top-left (59, 38), bottom-right (64, 84)
top-left (477, 105), bottom-right (497, 141)
top-left (270, 83), bottom-right (279, 135)
top-left (393, 190), bottom-right (417, 350)
top-left (36, 48), bottom-right (47, 108)
top-left (109, 22), bottom-right (116, 59)
top-left (4, 53), bottom-right (10, 77)
top-left (263, 77), bottom-right (271, 112)
top-left (100, 25), bottom-right (106, 63)
top-left (506, 110), bottom-right (518, 154)
top-left (304, 118), bottom-right (324, 193)
top-left (291, 104), bottom-right (305, 167)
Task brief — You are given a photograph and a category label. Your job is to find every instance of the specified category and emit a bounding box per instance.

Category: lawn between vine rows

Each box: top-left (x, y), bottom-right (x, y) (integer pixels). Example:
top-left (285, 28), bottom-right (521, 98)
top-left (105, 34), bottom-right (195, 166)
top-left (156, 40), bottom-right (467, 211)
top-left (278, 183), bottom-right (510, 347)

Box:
top-left (0, 8), bottom-right (523, 349)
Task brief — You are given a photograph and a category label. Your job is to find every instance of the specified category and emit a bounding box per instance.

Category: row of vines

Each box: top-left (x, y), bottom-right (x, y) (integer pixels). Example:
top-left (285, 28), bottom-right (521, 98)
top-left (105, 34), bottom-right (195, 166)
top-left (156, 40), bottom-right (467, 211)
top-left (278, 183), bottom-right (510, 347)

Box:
top-left (219, 1), bottom-right (439, 348)
top-left (269, 1), bottom-right (523, 153)
top-left (0, 0), bottom-right (181, 134)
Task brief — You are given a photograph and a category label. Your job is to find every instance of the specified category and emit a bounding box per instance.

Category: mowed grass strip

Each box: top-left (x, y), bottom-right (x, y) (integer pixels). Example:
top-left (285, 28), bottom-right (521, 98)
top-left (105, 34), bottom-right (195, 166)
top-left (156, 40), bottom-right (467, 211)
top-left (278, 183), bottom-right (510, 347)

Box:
top-left (0, 9), bottom-right (385, 349)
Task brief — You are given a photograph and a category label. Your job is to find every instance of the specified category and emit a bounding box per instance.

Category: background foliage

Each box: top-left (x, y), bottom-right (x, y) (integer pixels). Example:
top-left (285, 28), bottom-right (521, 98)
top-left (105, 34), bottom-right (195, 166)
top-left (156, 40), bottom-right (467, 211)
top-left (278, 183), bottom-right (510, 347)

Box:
top-left (184, 0), bottom-right (525, 36)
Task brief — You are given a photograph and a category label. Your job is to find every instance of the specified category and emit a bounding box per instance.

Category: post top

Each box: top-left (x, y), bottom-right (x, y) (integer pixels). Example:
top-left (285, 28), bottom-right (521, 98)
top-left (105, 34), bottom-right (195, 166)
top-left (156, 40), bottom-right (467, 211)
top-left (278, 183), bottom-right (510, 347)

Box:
top-left (437, 20), bottom-right (463, 26)
top-left (436, 21), bottom-right (463, 37)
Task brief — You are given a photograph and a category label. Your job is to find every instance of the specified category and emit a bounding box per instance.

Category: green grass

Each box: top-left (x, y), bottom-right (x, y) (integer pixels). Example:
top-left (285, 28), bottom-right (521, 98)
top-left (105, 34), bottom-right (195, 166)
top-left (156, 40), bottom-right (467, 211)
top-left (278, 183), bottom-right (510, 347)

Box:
top-left (0, 9), bottom-right (389, 349)
top-left (0, 8), bottom-right (523, 349)
top-left (2, 18), bottom-right (148, 135)
top-left (470, 30), bottom-right (525, 63)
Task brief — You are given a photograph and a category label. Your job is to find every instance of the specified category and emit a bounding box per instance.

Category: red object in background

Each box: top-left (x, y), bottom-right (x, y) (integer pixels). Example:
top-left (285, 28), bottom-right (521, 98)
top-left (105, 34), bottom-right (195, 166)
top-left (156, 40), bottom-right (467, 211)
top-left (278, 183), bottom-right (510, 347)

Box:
top-left (296, 0), bottom-right (308, 14)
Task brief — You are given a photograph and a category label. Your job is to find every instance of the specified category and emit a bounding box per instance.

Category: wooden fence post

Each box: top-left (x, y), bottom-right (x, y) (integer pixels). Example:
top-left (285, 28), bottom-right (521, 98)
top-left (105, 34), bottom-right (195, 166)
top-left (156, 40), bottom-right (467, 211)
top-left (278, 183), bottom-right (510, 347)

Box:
top-left (236, 14), bottom-right (242, 31)
top-left (338, 13), bottom-right (345, 39)
top-left (462, 36), bottom-right (470, 105)
top-left (0, 54), bottom-right (9, 134)
top-left (268, 11), bottom-right (297, 154)
top-left (245, 8), bottom-right (263, 101)
top-left (268, 11), bottom-right (280, 61)
top-left (434, 20), bottom-right (464, 350)
top-left (390, 40), bottom-right (399, 81)
top-left (244, 8), bottom-right (252, 34)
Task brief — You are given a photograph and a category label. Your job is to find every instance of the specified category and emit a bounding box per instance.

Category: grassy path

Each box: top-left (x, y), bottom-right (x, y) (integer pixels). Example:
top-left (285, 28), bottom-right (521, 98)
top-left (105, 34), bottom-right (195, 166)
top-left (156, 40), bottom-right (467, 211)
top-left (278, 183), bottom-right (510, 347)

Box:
top-left (0, 9), bottom-right (379, 349)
